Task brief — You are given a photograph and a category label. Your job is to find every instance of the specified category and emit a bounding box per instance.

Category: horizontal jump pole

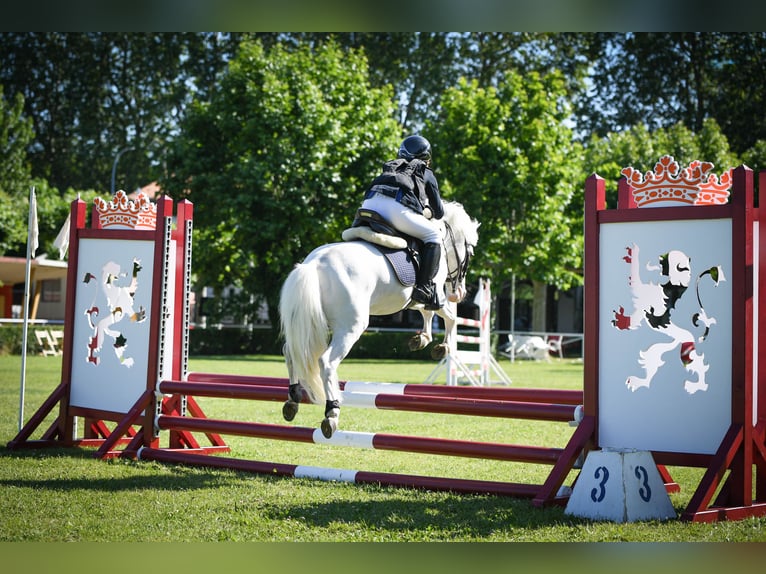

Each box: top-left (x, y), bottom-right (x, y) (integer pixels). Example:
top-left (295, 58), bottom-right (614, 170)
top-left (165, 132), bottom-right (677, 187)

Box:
top-left (160, 380), bottom-right (578, 423)
top-left (137, 446), bottom-right (543, 498)
top-left (361, 394), bottom-right (576, 422)
top-left (157, 415), bottom-right (564, 464)
top-left (161, 380), bottom-right (293, 402)
top-left (186, 372), bottom-right (583, 405)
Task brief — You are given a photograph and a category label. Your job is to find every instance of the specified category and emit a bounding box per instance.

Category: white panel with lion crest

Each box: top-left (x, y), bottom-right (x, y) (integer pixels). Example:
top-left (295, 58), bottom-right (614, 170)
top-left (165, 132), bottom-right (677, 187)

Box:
top-left (69, 237), bottom-right (175, 414)
top-left (598, 217), bottom-right (732, 454)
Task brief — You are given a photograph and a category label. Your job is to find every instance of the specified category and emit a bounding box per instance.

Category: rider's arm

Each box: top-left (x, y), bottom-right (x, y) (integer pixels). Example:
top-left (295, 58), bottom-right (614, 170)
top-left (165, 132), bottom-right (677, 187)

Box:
top-left (424, 169), bottom-right (445, 220)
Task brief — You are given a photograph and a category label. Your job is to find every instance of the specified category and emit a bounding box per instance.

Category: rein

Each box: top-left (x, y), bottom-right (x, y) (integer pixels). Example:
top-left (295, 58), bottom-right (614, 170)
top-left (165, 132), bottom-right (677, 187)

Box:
top-left (443, 221), bottom-right (472, 293)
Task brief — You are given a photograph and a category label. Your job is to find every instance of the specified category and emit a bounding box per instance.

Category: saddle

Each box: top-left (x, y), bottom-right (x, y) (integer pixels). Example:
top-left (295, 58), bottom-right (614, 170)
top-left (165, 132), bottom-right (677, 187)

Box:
top-left (341, 208), bottom-right (422, 287)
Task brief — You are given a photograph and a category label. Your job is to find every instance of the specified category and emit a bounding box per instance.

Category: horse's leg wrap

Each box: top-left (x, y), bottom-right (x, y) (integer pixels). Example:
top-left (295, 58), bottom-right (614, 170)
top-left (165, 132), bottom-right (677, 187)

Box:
top-left (320, 400), bottom-right (341, 438)
top-left (324, 399), bottom-right (340, 418)
top-left (288, 383), bottom-right (303, 403)
top-left (283, 384), bottom-right (303, 422)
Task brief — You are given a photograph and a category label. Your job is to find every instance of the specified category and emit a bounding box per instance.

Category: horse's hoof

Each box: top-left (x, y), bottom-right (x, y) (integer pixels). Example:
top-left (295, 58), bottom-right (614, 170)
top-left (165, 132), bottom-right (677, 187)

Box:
top-left (431, 344), bottom-right (449, 361)
top-left (408, 333), bottom-right (427, 351)
top-left (320, 417), bottom-right (337, 439)
top-left (282, 400), bottom-right (299, 422)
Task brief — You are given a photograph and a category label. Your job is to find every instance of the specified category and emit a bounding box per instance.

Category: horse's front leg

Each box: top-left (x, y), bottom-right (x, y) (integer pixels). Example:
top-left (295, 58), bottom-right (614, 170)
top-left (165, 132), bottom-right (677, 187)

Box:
top-left (431, 301), bottom-right (458, 361)
top-left (409, 309), bottom-right (435, 351)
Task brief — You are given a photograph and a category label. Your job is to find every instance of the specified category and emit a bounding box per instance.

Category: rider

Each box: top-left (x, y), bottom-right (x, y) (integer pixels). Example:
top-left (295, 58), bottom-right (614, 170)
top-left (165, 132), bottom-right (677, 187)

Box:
top-left (361, 135), bottom-right (445, 310)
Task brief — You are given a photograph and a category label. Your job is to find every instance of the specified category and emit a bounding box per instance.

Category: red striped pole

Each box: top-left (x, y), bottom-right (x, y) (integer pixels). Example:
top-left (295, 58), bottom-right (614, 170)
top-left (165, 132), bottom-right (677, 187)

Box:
top-left (159, 380), bottom-right (578, 422)
top-left (157, 415), bottom-right (564, 464)
top-left (184, 373), bottom-right (583, 404)
top-left (138, 447), bottom-right (543, 498)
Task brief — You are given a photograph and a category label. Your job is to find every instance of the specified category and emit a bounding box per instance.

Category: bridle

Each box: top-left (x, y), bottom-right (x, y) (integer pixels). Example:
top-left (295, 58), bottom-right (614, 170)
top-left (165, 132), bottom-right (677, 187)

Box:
top-left (443, 221), bottom-right (473, 294)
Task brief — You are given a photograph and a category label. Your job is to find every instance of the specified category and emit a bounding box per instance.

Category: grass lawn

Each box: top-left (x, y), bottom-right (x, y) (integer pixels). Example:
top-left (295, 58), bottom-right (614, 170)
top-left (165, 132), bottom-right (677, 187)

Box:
top-left (1, 353), bottom-right (764, 546)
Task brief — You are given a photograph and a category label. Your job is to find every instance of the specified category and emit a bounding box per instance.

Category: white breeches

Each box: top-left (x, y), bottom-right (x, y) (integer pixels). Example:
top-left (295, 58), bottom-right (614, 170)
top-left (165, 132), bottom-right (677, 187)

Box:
top-left (361, 194), bottom-right (441, 244)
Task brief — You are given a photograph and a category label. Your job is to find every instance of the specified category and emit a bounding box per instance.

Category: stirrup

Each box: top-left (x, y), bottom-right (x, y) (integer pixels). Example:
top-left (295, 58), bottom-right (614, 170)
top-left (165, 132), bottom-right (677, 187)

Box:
top-left (412, 285), bottom-right (441, 310)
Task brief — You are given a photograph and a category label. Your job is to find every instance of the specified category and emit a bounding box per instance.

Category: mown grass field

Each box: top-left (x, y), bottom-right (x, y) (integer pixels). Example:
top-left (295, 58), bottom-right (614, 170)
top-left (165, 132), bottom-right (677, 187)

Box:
top-left (1, 353), bottom-right (764, 548)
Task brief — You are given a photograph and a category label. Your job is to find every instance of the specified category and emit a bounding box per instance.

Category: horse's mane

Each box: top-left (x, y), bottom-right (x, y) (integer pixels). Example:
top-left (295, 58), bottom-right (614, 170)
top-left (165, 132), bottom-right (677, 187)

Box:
top-left (442, 201), bottom-right (480, 246)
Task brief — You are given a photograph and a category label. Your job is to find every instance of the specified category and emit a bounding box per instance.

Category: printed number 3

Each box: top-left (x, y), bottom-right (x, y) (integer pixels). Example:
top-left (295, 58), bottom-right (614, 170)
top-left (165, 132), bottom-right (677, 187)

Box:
top-left (635, 465), bottom-right (651, 502)
top-left (590, 466), bottom-right (609, 502)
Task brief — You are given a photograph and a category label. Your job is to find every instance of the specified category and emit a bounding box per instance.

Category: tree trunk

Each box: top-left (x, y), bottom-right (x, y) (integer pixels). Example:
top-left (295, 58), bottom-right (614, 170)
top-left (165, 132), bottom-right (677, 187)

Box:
top-left (531, 280), bottom-right (547, 333)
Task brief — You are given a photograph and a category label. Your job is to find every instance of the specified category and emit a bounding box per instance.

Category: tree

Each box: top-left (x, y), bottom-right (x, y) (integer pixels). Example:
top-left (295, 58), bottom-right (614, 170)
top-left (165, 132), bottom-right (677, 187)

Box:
top-left (0, 87), bottom-right (34, 256)
top-left (578, 33), bottom-right (766, 157)
top-left (0, 86), bottom-right (100, 260)
top-left (0, 32), bottom-right (244, 193)
top-left (710, 33), bottom-right (766, 154)
top-left (457, 32), bottom-right (592, 97)
top-left (583, 119), bottom-right (740, 207)
top-left (428, 72), bottom-right (583, 330)
top-left (163, 40), bottom-right (402, 328)
top-left (276, 32), bottom-right (462, 132)
top-left (271, 33), bottom-right (595, 133)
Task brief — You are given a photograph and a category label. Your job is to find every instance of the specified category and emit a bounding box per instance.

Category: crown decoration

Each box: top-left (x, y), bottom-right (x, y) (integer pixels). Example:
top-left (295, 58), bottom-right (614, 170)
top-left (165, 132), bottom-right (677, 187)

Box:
top-left (94, 190), bottom-right (157, 229)
top-left (621, 155), bottom-right (732, 208)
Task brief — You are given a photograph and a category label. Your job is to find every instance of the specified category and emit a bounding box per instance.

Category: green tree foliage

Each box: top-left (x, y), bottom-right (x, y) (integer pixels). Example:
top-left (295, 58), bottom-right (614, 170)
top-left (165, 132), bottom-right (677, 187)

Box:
top-left (710, 33), bottom-right (766, 155)
top-left (163, 40), bottom-right (401, 325)
top-left (4, 32), bottom-right (766, 323)
top-left (457, 32), bottom-right (592, 99)
top-left (428, 72), bottom-right (583, 292)
top-left (28, 180), bottom-right (100, 260)
top-left (579, 32), bottom-right (766, 158)
top-left (741, 140), bottom-right (766, 177)
top-left (583, 119), bottom-right (740, 206)
top-left (0, 32), bottom-right (244, 193)
top-left (276, 33), bottom-right (462, 132)
top-left (0, 86), bottom-right (94, 260)
top-left (0, 87), bottom-right (34, 255)
top-left (278, 33), bottom-right (594, 132)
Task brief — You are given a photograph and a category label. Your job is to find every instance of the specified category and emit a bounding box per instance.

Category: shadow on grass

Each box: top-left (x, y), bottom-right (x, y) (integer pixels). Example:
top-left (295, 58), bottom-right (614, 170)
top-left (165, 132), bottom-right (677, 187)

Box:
top-left (256, 490), bottom-right (577, 536)
top-left (0, 446), bottom-right (581, 534)
top-left (0, 447), bottom-right (255, 491)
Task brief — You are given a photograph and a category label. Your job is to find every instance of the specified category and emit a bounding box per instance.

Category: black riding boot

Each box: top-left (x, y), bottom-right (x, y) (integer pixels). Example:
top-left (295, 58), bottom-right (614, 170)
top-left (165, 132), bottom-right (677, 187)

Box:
top-left (412, 242), bottom-right (442, 310)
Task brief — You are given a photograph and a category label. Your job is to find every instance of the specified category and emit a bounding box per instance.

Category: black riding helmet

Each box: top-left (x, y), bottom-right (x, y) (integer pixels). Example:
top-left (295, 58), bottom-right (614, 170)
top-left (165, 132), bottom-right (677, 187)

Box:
top-left (398, 135), bottom-right (431, 162)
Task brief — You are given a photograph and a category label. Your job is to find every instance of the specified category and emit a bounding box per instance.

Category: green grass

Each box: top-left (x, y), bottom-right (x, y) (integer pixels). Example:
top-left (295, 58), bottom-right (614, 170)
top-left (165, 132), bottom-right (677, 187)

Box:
top-left (1, 354), bottom-right (765, 542)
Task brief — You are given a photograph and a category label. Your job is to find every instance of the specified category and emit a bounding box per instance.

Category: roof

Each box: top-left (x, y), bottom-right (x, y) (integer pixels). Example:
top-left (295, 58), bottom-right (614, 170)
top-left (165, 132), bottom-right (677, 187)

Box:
top-left (0, 256), bottom-right (68, 287)
top-left (129, 181), bottom-right (162, 200)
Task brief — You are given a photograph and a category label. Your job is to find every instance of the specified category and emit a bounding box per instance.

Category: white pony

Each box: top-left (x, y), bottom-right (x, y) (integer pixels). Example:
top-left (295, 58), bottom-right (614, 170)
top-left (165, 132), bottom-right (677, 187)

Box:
top-left (279, 201), bottom-right (480, 438)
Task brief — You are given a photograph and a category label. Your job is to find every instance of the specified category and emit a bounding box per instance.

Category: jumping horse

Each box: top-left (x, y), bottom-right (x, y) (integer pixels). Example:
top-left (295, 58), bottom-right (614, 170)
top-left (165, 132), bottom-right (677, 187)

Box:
top-left (279, 201), bottom-right (480, 437)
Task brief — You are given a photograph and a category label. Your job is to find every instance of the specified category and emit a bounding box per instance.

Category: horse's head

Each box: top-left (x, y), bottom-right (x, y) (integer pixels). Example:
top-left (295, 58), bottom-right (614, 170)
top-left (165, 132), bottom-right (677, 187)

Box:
top-left (440, 201), bottom-right (480, 303)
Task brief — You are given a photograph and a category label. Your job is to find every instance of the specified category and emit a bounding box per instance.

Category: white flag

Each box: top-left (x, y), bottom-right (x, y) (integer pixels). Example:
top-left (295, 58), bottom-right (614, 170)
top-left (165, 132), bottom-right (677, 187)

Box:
top-left (53, 212), bottom-right (71, 259)
top-left (28, 187), bottom-right (39, 257)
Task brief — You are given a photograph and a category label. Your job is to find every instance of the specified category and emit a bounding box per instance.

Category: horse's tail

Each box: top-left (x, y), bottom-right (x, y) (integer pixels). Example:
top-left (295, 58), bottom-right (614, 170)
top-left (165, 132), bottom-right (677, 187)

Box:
top-left (279, 260), bottom-right (328, 404)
